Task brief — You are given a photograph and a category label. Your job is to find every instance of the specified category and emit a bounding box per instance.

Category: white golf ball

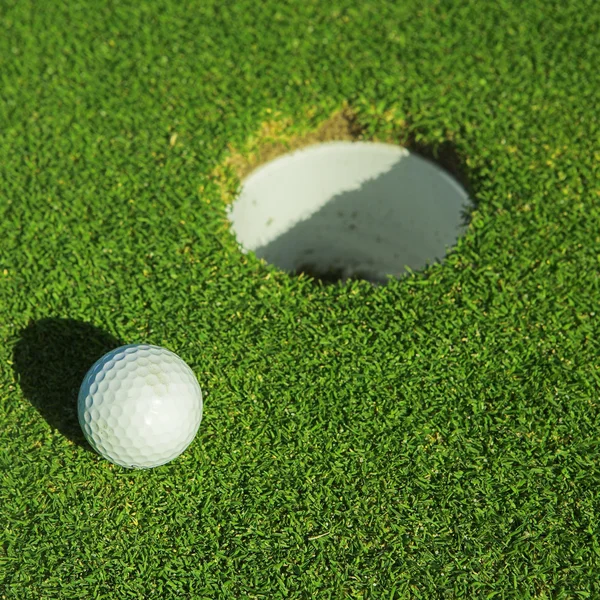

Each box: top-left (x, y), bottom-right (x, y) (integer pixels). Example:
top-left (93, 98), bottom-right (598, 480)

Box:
top-left (77, 344), bottom-right (203, 469)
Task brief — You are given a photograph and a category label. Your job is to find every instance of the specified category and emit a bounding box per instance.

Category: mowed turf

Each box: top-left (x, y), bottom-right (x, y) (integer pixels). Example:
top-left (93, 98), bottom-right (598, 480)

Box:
top-left (1, 0), bottom-right (599, 597)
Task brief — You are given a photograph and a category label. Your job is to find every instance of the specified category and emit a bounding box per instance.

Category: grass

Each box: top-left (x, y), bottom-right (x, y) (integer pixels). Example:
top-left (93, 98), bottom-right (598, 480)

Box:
top-left (1, 0), bottom-right (599, 597)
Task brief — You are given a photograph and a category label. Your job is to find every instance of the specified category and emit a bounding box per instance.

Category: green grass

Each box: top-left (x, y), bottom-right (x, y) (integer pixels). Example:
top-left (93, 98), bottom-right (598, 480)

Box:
top-left (1, 0), bottom-right (599, 597)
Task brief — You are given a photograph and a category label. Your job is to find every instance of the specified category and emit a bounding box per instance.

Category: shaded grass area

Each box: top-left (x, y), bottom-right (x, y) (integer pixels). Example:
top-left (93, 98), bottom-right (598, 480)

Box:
top-left (13, 318), bottom-right (123, 448)
top-left (0, 0), bottom-right (599, 597)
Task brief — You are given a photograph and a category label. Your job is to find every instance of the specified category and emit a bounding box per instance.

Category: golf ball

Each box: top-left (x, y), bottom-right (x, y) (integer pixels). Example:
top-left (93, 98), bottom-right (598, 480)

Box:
top-left (77, 344), bottom-right (203, 469)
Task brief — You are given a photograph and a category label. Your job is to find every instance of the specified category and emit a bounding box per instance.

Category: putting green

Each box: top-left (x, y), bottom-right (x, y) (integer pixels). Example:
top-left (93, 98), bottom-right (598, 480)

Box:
top-left (1, 1), bottom-right (599, 597)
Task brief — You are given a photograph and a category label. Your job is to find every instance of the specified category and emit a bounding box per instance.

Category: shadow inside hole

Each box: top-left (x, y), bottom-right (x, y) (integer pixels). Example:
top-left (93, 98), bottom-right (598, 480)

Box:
top-left (406, 138), bottom-right (477, 201)
top-left (13, 318), bottom-right (123, 449)
top-left (248, 141), bottom-right (477, 285)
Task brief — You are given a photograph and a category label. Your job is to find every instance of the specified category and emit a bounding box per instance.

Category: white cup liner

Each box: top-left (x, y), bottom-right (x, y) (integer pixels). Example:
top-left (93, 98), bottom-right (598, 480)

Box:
top-left (228, 141), bottom-right (472, 283)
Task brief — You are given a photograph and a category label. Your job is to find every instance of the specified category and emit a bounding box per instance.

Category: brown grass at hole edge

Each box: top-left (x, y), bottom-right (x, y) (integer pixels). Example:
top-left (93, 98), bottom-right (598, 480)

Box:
top-left (209, 101), bottom-right (384, 206)
top-left (207, 100), bottom-right (471, 207)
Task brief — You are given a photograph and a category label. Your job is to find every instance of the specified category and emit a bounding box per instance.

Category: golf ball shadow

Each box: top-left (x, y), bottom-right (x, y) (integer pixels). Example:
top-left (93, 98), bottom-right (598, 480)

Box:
top-left (13, 318), bottom-right (123, 450)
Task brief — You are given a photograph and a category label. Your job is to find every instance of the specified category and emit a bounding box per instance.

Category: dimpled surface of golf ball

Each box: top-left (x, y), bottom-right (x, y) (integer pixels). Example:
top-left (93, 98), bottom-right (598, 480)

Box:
top-left (78, 344), bottom-right (203, 469)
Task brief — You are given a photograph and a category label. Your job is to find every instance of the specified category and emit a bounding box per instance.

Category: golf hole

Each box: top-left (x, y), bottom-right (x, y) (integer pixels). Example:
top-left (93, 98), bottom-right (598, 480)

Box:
top-left (228, 141), bottom-right (474, 284)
